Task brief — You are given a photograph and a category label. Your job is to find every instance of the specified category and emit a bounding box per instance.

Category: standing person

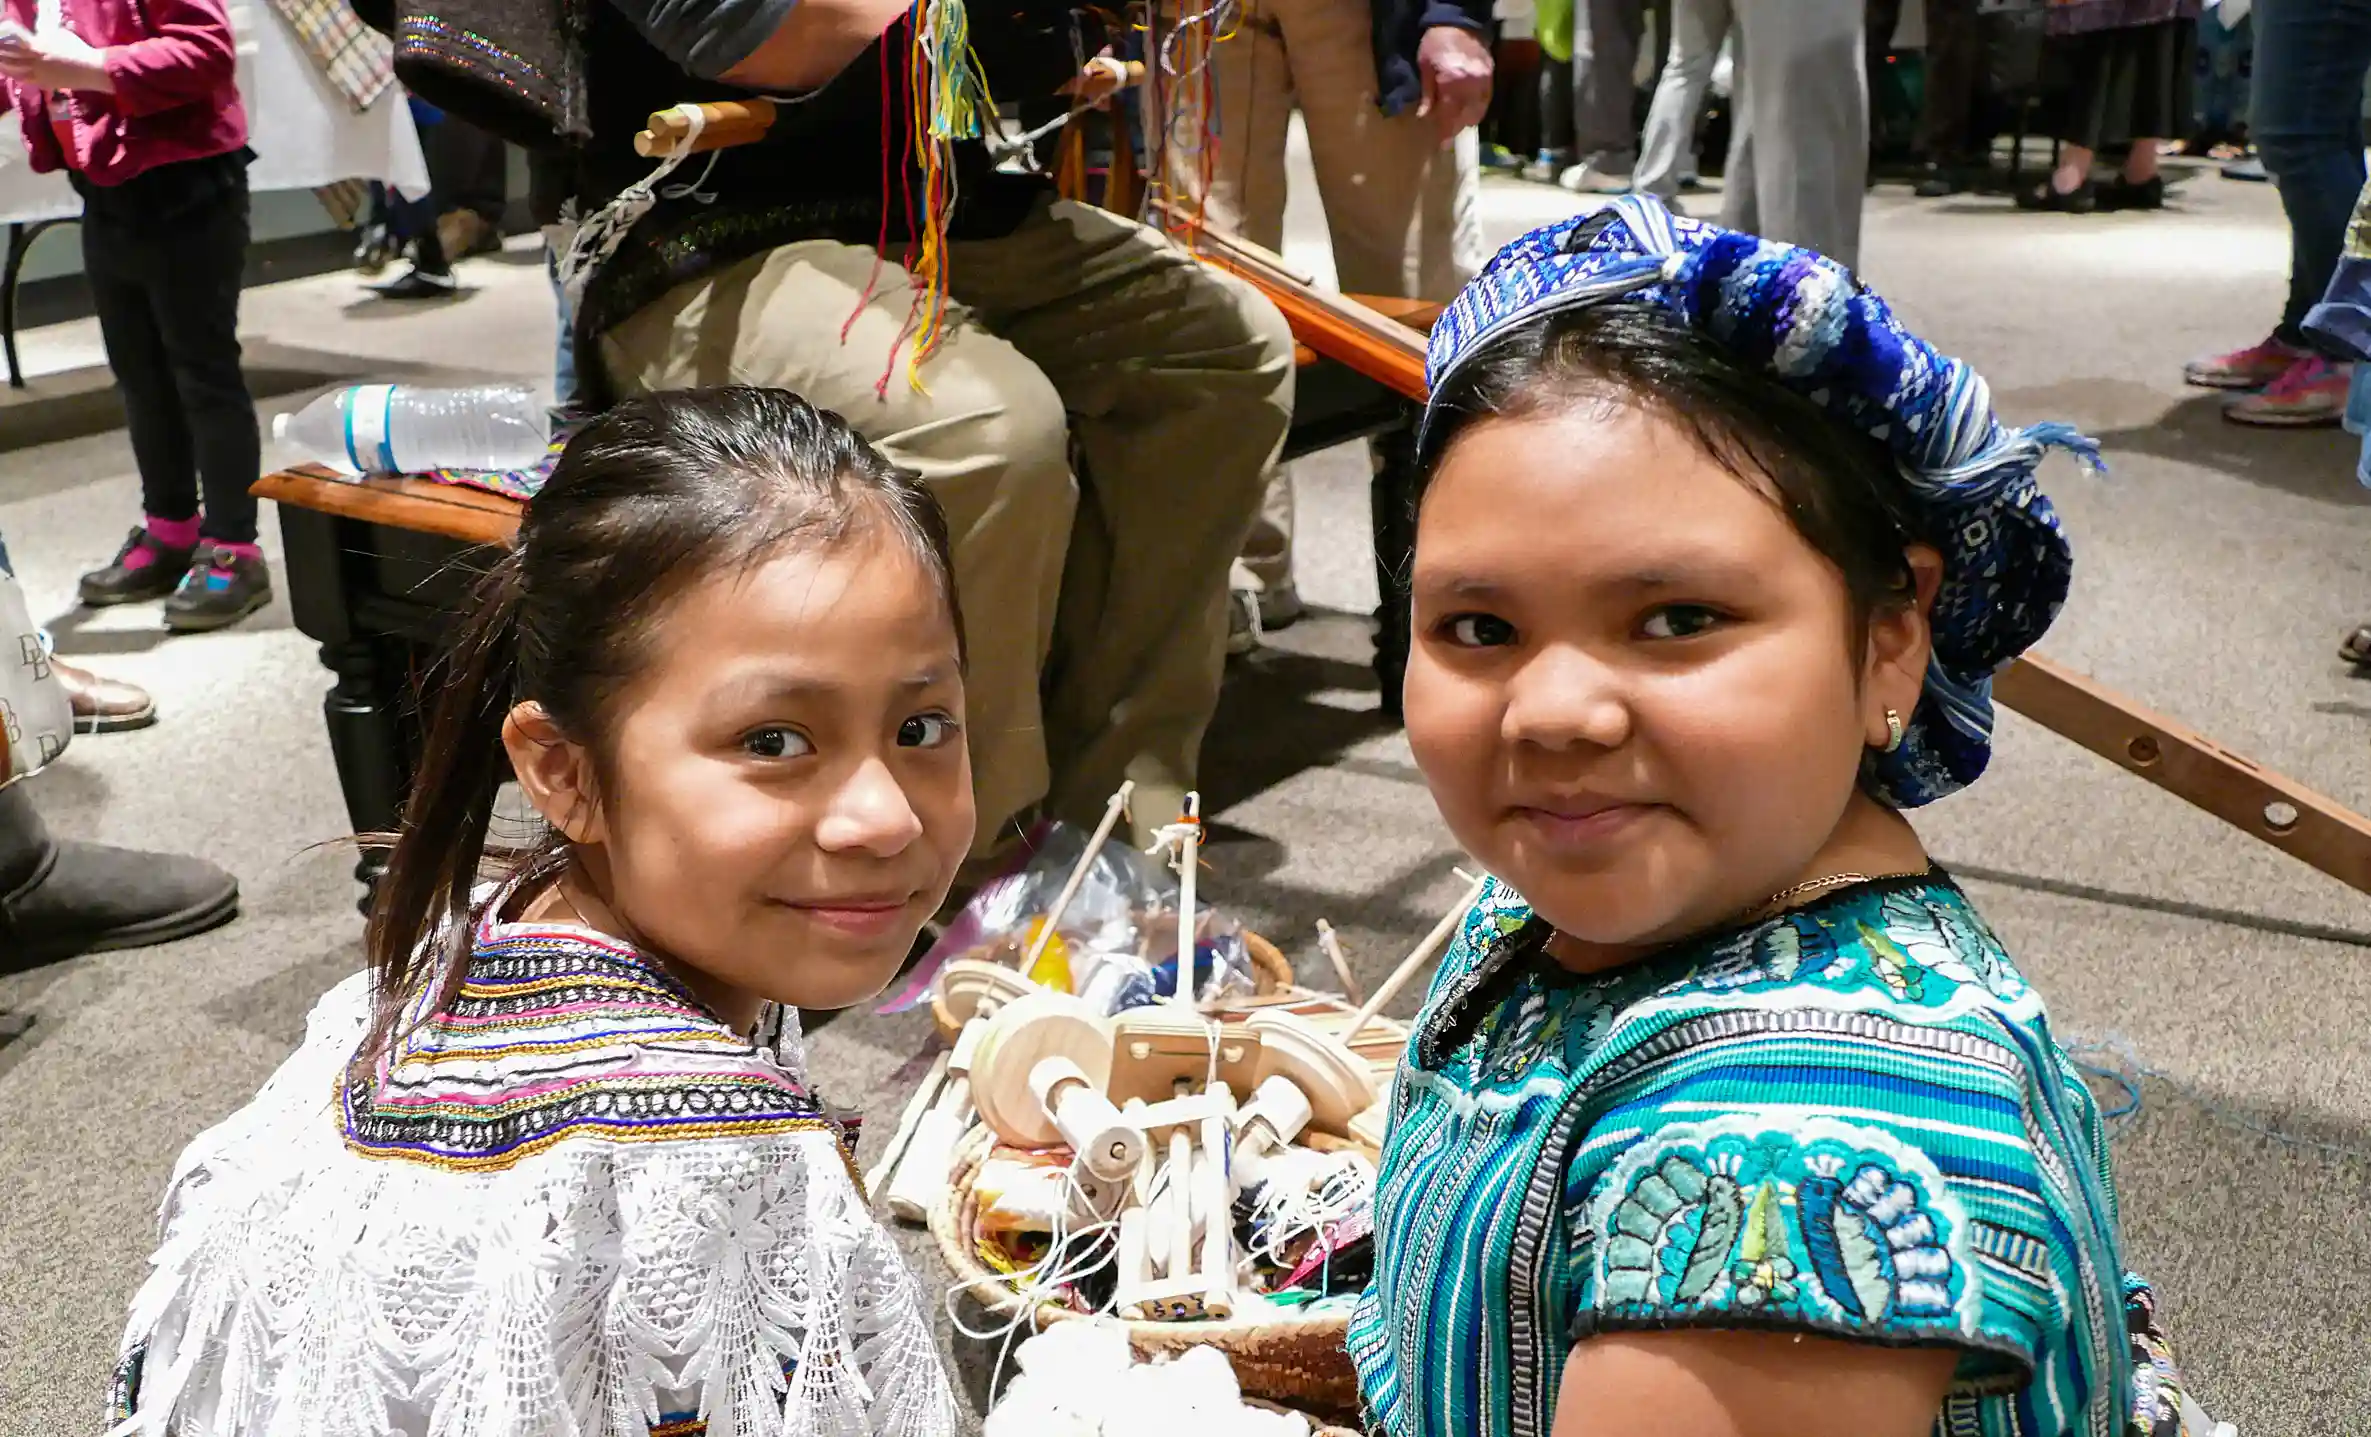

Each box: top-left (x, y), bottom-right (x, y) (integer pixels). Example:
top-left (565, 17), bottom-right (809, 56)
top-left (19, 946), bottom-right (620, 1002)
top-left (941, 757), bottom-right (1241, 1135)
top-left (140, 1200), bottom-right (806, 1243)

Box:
top-left (1629, 0), bottom-right (1726, 200)
top-left (2015, 0), bottom-right (2197, 214)
top-left (2184, 0), bottom-right (2371, 427)
top-left (1719, 0), bottom-right (1867, 266)
top-left (1555, 0), bottom-right (1644, 192)
top-left (369, 95), bottom-right (463, 299)
top-left (0, 0), bottom-right (271, 632)
top-left (1158, 0), bottom-right (1494, 641)
top-left (1910, 0), bottom-right (1989, 195)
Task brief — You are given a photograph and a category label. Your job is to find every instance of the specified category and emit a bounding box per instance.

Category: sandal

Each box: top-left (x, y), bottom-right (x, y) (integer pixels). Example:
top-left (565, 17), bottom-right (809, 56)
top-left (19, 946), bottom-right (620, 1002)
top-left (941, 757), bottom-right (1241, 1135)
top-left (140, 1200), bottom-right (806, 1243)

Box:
top-left (2340, 623), bottom-right (2371, 666)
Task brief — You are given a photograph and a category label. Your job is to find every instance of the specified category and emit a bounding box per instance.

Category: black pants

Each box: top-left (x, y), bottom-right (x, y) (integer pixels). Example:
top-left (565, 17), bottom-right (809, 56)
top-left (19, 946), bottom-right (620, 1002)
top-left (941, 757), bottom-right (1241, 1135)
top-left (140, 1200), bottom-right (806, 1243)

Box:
top-left (425, 113), bottom-right (508, 225)
top-left (75, 149), bottom-right (261, 546)
top-left (1919, 0), bottom-right (1987, 163)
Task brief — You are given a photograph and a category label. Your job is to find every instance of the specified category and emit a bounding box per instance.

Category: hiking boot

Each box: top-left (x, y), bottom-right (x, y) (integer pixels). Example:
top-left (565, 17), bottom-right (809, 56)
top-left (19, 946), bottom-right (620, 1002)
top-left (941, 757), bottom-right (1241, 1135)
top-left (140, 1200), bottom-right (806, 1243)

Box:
top-left (78, 527), bottom-right (194, 607)
top-left (2224, 355), bottom-right (2352, 427)
top-left (2184, 334), bottom-right (2308, 390)
top-left (163, 543), bottom-right (273, 632)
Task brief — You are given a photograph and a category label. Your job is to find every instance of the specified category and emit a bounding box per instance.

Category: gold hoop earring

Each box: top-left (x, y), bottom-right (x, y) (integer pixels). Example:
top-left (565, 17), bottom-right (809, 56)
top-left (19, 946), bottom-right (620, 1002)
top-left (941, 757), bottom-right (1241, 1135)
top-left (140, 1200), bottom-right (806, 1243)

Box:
top-left (1882, 708), bottom-right (1905, 753)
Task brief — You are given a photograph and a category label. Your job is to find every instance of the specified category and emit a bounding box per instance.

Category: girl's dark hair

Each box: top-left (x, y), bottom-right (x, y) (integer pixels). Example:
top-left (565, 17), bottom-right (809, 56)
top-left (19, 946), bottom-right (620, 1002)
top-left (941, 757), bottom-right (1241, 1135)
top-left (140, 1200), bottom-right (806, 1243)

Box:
top-left (1419, 302), bottom-right (1927, 634)
top-left (363, 386), bottom-right (959, 1044)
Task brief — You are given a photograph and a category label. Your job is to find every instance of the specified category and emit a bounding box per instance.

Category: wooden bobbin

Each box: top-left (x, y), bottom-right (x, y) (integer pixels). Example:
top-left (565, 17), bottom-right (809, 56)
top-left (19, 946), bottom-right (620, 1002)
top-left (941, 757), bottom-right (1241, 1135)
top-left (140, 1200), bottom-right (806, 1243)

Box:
top-left (1244, 1009), bottom-right (1379, 1137)
top-left (968, 990), bottom-right (1114, 1150)
top-left (939, 959), bottom-right (1036, 1027)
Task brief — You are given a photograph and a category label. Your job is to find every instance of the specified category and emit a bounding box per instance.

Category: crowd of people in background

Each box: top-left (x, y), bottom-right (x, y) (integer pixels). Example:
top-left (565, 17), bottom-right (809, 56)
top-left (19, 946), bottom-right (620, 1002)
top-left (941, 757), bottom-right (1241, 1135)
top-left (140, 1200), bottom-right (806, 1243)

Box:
top-left (6, 0), bottom-right (2371, 981)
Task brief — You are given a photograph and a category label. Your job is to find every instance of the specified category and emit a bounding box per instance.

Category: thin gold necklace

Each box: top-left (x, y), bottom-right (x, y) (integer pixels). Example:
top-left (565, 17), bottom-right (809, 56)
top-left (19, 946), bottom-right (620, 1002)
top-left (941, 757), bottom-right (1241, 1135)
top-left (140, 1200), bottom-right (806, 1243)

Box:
top-left (1748, 867), bottom-right (1930, 920)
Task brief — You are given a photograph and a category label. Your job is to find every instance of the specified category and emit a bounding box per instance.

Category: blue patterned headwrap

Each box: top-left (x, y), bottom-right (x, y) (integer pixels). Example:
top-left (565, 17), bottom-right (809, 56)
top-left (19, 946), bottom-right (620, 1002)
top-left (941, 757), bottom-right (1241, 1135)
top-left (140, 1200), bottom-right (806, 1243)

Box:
top-left (1421, 195), bottom-right (2098, 808)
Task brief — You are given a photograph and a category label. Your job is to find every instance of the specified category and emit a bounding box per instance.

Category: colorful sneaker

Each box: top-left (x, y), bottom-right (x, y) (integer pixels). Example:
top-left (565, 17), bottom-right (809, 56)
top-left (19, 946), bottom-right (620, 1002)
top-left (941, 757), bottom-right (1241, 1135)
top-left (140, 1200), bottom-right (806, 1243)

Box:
top-left (78, 526), bottom-right (194, 607)
top-left (163, 543), bottom-right (274, 632)
top-left (2224, 355), bottom-right (2353, 428)
top-left (2184, 334), bottom-right (2309, 390)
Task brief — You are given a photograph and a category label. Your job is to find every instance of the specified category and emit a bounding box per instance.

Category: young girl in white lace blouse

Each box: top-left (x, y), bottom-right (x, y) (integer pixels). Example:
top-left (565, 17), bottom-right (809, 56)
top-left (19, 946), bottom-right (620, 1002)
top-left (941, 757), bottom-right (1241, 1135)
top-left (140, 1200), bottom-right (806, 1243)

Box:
top-left (109, 388), bottom-right (971, 1437)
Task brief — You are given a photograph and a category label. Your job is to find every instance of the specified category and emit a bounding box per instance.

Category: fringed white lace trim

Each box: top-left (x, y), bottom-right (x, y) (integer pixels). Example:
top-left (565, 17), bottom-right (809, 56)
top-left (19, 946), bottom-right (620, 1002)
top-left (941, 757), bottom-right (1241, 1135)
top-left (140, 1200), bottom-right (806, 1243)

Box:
top-left (112, 973), bottom-right (957, 1437)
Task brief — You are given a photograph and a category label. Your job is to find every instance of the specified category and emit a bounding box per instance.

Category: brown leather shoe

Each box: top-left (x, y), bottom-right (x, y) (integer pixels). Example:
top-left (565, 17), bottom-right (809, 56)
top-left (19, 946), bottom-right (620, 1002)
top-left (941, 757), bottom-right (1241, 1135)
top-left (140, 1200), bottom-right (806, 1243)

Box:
top-left (436, 208), bottom-right (500, 263)
top-left (54, 659), bottom-right (157, 733)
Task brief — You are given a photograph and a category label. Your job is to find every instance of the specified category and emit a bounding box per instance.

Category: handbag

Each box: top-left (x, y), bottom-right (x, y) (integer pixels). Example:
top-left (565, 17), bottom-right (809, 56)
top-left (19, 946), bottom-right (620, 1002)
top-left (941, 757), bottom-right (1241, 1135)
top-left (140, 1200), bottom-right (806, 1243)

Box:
top-left (0, 568), bottom-right (71, 790)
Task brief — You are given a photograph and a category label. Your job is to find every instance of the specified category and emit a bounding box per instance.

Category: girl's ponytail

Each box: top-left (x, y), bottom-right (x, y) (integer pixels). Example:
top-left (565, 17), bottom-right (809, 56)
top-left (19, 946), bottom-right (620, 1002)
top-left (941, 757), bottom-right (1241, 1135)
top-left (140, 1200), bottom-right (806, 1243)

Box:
top-left (361, 549), bottom-right (544, 1052)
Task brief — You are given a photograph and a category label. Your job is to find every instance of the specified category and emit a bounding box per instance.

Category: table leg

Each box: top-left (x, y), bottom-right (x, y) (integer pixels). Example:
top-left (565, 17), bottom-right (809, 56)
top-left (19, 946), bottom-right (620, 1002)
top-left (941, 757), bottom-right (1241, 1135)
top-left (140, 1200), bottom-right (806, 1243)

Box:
top-left (322, 638), bottom-right (409, 914)
top-left (1370, 420), bottom-right (1420, 723)
top-left (5, 219), bottom-right (80, 392)
top-left (4, 222), bottom-right (27, 392)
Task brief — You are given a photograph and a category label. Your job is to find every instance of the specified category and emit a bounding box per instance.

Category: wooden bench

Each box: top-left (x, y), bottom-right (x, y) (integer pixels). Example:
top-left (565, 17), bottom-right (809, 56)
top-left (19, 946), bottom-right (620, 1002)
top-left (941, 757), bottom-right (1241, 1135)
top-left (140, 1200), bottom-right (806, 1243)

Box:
top-left (258, 307), bottom-right (1440, 905)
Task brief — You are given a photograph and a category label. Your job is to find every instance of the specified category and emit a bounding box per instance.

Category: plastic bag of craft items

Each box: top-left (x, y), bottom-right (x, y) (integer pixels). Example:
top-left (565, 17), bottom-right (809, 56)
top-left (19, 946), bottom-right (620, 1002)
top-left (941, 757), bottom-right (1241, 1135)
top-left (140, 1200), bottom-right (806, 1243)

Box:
top-left (885, 820), bottom-right (1256, 1015)
top-left (984, 1325), bottom-right (1311, 1437)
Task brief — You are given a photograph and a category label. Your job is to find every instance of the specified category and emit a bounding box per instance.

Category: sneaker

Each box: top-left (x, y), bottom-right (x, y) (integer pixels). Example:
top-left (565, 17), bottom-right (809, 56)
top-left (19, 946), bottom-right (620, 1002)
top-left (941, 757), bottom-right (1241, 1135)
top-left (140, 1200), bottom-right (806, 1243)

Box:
top-left (369, 265), bottom-right (459, 300)
top-left (352, 219), bottom-right (398, 276)
top-left (1226, 586), bottom-right (1264, 657)
top-left (163, 543), bottom-right (273, 632)
top-left (2185, 334), bottom-right (2310, 390)
top-left (1522, 149), bottom-right (1574, 184)
top-left (1557, 155), bottom-right (1637, 194)
top-left (2220, 156), bottom-right (2269, 182)
top-left (1257, 577), bottom-right (1305, 632)
top-left (1913, 162), bottom-right (1978, 198)
top-left (1481, 143), bottom-right (1525, 172)
top-left (2225, 355), bottom-right (2352, 427)
top-left (78, 526), bottom-right (194, 607)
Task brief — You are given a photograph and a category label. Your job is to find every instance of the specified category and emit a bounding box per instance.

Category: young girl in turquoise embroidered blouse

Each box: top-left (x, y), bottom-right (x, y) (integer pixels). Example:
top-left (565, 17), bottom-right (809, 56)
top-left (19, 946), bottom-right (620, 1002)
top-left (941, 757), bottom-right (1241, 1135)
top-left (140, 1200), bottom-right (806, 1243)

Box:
top-left (1346, 198), bottom-right (2233, 1437)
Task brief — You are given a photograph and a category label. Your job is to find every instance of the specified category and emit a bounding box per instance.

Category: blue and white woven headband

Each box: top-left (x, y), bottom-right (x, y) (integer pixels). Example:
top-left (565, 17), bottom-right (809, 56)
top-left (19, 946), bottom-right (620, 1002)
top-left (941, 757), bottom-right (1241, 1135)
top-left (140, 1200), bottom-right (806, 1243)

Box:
top-left (1420, 196), bottom-right (2100, 808)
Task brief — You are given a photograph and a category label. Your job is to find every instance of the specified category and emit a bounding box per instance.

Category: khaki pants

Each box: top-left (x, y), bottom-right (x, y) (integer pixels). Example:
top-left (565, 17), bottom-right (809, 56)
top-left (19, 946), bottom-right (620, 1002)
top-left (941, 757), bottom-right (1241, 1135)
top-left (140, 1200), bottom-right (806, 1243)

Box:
top-left (602, 198), bottom-right (1295, 856)
top-left (1155, 0), bottom-right (1484, 596)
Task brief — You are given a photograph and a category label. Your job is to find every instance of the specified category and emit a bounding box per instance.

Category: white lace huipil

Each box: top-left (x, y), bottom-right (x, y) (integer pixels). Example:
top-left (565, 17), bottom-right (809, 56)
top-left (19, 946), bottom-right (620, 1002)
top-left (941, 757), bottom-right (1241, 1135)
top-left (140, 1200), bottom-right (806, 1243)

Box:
top-left (108, 911), bottom-right (957, 1437)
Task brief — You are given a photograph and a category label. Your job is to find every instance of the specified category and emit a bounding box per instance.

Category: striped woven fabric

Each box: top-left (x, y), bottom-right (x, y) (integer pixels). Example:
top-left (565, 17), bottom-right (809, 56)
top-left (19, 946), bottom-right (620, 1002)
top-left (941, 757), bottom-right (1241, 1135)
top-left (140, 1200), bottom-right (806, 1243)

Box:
top-left (264, 0), bottom-right (394, 111)
top-left (342, 908), bottom-right (848, 1172)
top-left (1349, 874), bottom-right (2213, 1437)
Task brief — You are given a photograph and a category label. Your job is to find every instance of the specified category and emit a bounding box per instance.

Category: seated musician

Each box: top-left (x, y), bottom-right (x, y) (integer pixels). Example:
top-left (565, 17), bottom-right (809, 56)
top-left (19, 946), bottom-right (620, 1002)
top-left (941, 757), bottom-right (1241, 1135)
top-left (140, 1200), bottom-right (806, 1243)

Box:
top-left (566, 0), bottom-right (1299, 866)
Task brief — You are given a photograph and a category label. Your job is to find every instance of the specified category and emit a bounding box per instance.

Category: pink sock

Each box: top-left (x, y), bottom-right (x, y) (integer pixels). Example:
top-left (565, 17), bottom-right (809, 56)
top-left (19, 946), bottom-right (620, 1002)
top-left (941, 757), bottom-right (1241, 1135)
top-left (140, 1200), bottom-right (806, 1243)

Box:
top-left (207, 540), bottom-right (264, 565)
top-left (144, 514), bottom-right (202, 552)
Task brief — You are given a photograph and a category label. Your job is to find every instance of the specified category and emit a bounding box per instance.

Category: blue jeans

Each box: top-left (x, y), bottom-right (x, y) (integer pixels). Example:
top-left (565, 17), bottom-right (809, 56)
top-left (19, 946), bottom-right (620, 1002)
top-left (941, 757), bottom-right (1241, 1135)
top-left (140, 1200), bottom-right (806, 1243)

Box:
top-left (546, 246), bottom-right (578, 408)
top-left (2252, 0), bottom-right (2371, 346)
top-left (2195, 10), bottom-right (2251, 134)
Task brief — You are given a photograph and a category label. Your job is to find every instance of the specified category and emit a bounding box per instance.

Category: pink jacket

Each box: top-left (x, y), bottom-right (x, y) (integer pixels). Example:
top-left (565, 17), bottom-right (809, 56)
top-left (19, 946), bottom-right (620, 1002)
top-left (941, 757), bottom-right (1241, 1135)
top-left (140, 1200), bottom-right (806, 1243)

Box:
top-left (0, 0), bottom-right (246, 188)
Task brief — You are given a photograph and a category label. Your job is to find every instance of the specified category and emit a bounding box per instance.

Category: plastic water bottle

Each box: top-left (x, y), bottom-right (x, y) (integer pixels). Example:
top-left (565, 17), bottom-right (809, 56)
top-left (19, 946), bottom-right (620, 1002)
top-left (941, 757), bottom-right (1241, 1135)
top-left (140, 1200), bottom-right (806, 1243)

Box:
top-left (272, 384), bottom-right (551, 476)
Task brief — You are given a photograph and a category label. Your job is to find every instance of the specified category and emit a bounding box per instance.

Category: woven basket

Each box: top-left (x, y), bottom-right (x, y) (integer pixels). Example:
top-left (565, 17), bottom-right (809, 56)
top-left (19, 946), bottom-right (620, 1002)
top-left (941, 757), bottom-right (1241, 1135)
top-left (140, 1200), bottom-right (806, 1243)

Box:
top-left (931, 1125), bottom-right (1361, 1422)
top-left (930, 929), bottom-right (1294, 1043)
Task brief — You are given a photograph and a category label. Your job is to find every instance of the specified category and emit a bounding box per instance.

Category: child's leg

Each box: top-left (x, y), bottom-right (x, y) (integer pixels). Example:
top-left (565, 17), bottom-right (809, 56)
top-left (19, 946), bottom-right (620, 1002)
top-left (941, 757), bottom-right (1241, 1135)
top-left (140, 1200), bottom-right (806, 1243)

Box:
top-left (76, 206), bottom-right (203, 607)
top-left (84, 224), bottom-right (199, 528)
top-left (148, 165), bottom-right (263, 551)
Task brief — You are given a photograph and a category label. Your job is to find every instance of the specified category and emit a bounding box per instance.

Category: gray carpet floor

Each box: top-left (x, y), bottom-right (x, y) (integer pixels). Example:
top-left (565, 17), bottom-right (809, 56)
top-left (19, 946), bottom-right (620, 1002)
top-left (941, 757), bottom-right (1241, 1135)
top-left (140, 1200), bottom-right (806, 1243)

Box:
top-left (5, 154), bottom-right (2369, 1435)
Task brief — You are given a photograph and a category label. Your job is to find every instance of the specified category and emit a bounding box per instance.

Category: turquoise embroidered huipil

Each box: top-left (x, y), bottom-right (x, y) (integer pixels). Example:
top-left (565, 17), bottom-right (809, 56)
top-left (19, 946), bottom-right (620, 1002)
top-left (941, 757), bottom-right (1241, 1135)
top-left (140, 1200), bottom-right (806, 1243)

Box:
top-left (1348, 873), bottom-right (2163, 1437)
